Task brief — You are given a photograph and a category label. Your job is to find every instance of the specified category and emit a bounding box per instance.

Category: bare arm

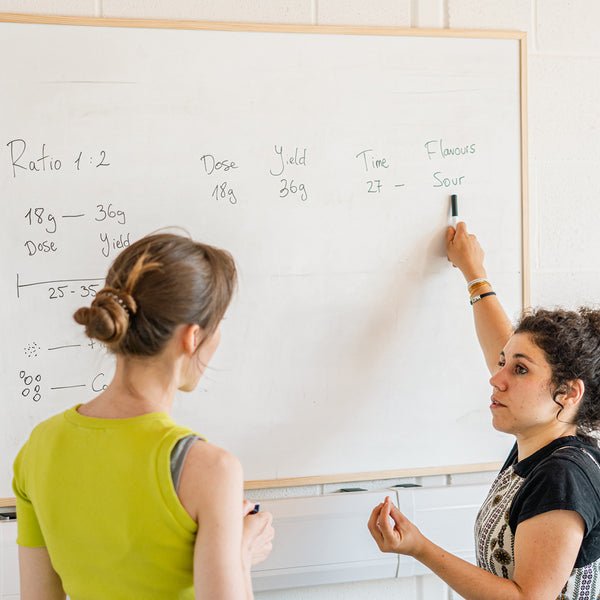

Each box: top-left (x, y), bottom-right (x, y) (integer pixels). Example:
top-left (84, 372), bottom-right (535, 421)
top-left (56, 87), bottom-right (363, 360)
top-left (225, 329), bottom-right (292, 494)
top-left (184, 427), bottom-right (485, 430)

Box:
top-left (177, 441), bottom-right (273, 600)
top-left (369, 497), bottom-right (584, 600)
top-left (446, 223), bottom-right (514, 373)
top-left (18, 546), bottom-right (66, 600)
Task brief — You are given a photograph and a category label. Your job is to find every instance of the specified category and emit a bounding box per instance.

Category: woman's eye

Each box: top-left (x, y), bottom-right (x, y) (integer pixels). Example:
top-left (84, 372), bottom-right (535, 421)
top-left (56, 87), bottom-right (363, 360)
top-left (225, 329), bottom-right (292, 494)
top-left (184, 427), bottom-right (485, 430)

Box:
top-left (515, 365), bottom-right (528, 375)
top-left (497, 360), bottom-right (505, 368)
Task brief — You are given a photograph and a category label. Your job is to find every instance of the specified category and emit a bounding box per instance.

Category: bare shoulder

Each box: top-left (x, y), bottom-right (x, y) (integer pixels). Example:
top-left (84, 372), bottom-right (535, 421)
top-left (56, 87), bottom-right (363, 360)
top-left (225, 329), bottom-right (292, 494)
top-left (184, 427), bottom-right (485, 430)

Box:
top-left (185, 440), bottom-right (242, 476)
top-left (177, 441), bottom-right (243, 522)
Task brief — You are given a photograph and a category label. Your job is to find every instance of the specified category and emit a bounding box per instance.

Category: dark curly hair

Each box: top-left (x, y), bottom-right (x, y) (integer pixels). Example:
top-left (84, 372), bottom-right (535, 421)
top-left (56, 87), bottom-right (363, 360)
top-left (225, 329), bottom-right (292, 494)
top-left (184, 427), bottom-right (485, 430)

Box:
top-left (515, 307), bottom-right (600, 445)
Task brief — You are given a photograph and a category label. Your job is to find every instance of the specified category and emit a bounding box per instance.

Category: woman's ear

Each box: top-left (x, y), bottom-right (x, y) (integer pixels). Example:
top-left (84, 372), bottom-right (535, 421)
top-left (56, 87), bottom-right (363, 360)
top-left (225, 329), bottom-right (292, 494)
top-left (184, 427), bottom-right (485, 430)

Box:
top-left (564, 379), bottom-right (585, 410)
top-left (181, 324), bottom-right (202, 355)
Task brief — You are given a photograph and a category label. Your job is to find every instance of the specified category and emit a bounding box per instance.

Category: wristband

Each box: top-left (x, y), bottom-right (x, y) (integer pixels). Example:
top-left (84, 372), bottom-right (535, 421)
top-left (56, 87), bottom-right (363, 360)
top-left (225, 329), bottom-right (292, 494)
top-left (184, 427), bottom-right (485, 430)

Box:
top-left (470, 291), bottom-right (496, 306)
top-left (467, 278), bottom-right (490, 293)
top-left (469, 281), bottom-right (492, 298)
top-left (467, 277), bottom-right (488, 289)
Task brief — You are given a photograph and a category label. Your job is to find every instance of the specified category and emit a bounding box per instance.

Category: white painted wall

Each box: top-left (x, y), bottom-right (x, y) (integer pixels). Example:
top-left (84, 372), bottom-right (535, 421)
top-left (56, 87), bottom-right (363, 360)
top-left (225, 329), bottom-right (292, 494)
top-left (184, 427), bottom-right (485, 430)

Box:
top-left (2, 0), bottom-right (600, 598)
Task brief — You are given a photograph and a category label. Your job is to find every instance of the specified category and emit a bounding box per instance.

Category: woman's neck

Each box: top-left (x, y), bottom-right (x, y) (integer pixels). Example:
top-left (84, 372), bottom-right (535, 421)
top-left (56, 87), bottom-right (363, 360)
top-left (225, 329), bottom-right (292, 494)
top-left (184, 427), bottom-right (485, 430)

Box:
top-left (79, 354), bottom-right (180, 419)
top-left (516, 425), bottom-right (577, 462)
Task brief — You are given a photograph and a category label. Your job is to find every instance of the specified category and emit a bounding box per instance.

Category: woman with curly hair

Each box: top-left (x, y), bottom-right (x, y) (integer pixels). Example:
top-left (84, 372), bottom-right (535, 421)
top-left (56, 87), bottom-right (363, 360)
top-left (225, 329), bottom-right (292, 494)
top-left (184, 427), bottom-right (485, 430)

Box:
top-left (369, 222), bottom-right (600, 600)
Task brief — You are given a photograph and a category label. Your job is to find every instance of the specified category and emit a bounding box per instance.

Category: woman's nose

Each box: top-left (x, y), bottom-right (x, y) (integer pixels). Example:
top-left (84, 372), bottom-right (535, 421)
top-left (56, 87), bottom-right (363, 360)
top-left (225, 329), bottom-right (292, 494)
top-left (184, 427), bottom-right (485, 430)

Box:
top-left (489, 368), bottom-right (506, 390)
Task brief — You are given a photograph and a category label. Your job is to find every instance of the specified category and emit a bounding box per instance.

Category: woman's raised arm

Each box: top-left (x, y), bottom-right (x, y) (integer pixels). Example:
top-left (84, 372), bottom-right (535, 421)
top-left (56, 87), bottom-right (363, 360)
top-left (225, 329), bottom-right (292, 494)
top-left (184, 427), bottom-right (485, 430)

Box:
top-left (446, 222), bottom-right (514, 373)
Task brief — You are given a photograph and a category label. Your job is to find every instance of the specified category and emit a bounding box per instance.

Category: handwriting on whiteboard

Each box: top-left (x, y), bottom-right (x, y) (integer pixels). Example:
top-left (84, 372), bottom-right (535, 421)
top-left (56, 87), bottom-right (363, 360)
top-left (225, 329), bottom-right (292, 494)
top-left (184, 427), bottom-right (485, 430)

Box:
top-left (6, 132), bottom-right (480, 407)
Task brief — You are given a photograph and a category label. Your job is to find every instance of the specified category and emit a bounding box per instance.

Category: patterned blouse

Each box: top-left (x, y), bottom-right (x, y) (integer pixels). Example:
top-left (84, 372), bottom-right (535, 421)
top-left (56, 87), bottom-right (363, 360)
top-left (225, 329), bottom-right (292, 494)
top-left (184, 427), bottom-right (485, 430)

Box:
top-left (475, 437), bottom-right (600, 600)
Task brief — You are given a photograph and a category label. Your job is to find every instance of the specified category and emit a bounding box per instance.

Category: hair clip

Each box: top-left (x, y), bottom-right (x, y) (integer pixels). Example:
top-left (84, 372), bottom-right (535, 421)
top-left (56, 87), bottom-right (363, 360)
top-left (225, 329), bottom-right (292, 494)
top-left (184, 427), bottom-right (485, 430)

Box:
top-left (98, 290), bottom-right (134, 316)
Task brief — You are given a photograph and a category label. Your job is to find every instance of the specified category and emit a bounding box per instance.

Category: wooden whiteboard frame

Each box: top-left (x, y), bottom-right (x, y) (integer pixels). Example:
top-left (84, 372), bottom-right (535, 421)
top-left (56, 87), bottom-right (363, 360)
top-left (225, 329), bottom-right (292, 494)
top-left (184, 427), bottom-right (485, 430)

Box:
top-left (0, 14), bottom-right (528, 501)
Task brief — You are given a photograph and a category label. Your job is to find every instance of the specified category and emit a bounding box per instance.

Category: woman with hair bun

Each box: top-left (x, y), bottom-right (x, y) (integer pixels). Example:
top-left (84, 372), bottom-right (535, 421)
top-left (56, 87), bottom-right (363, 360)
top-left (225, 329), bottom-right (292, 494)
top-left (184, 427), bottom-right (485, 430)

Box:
top-left (13, 233), bottom-right (274, 600)
top-left (369, 222), bottom-right (600, 600)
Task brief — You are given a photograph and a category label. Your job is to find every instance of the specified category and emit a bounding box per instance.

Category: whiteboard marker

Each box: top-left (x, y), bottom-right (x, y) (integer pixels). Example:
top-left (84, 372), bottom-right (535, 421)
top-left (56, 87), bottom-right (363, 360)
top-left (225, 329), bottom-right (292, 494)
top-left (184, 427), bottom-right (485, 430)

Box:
top-left (451, 194), bottom-right (459, 227)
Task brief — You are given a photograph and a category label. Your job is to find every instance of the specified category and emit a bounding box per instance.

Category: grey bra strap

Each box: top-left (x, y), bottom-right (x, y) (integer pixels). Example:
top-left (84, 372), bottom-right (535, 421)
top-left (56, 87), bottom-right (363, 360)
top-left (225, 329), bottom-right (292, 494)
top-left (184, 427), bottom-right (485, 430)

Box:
top-left (170, 434), bottom-right (203, 493)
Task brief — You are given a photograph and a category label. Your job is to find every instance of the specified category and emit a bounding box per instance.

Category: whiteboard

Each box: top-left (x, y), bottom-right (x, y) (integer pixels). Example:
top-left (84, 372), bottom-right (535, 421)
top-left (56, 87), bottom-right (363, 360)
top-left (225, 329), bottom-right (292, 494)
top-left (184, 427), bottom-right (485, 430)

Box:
top-left (0, 16), bottom-right (526, 499)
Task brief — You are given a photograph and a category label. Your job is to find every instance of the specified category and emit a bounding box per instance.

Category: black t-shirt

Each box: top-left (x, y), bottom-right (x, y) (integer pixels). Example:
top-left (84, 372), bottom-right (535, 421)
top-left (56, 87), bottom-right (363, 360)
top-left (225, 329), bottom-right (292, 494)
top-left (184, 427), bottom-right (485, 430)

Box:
top-left (502, 436), bottom-right (600, 568)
